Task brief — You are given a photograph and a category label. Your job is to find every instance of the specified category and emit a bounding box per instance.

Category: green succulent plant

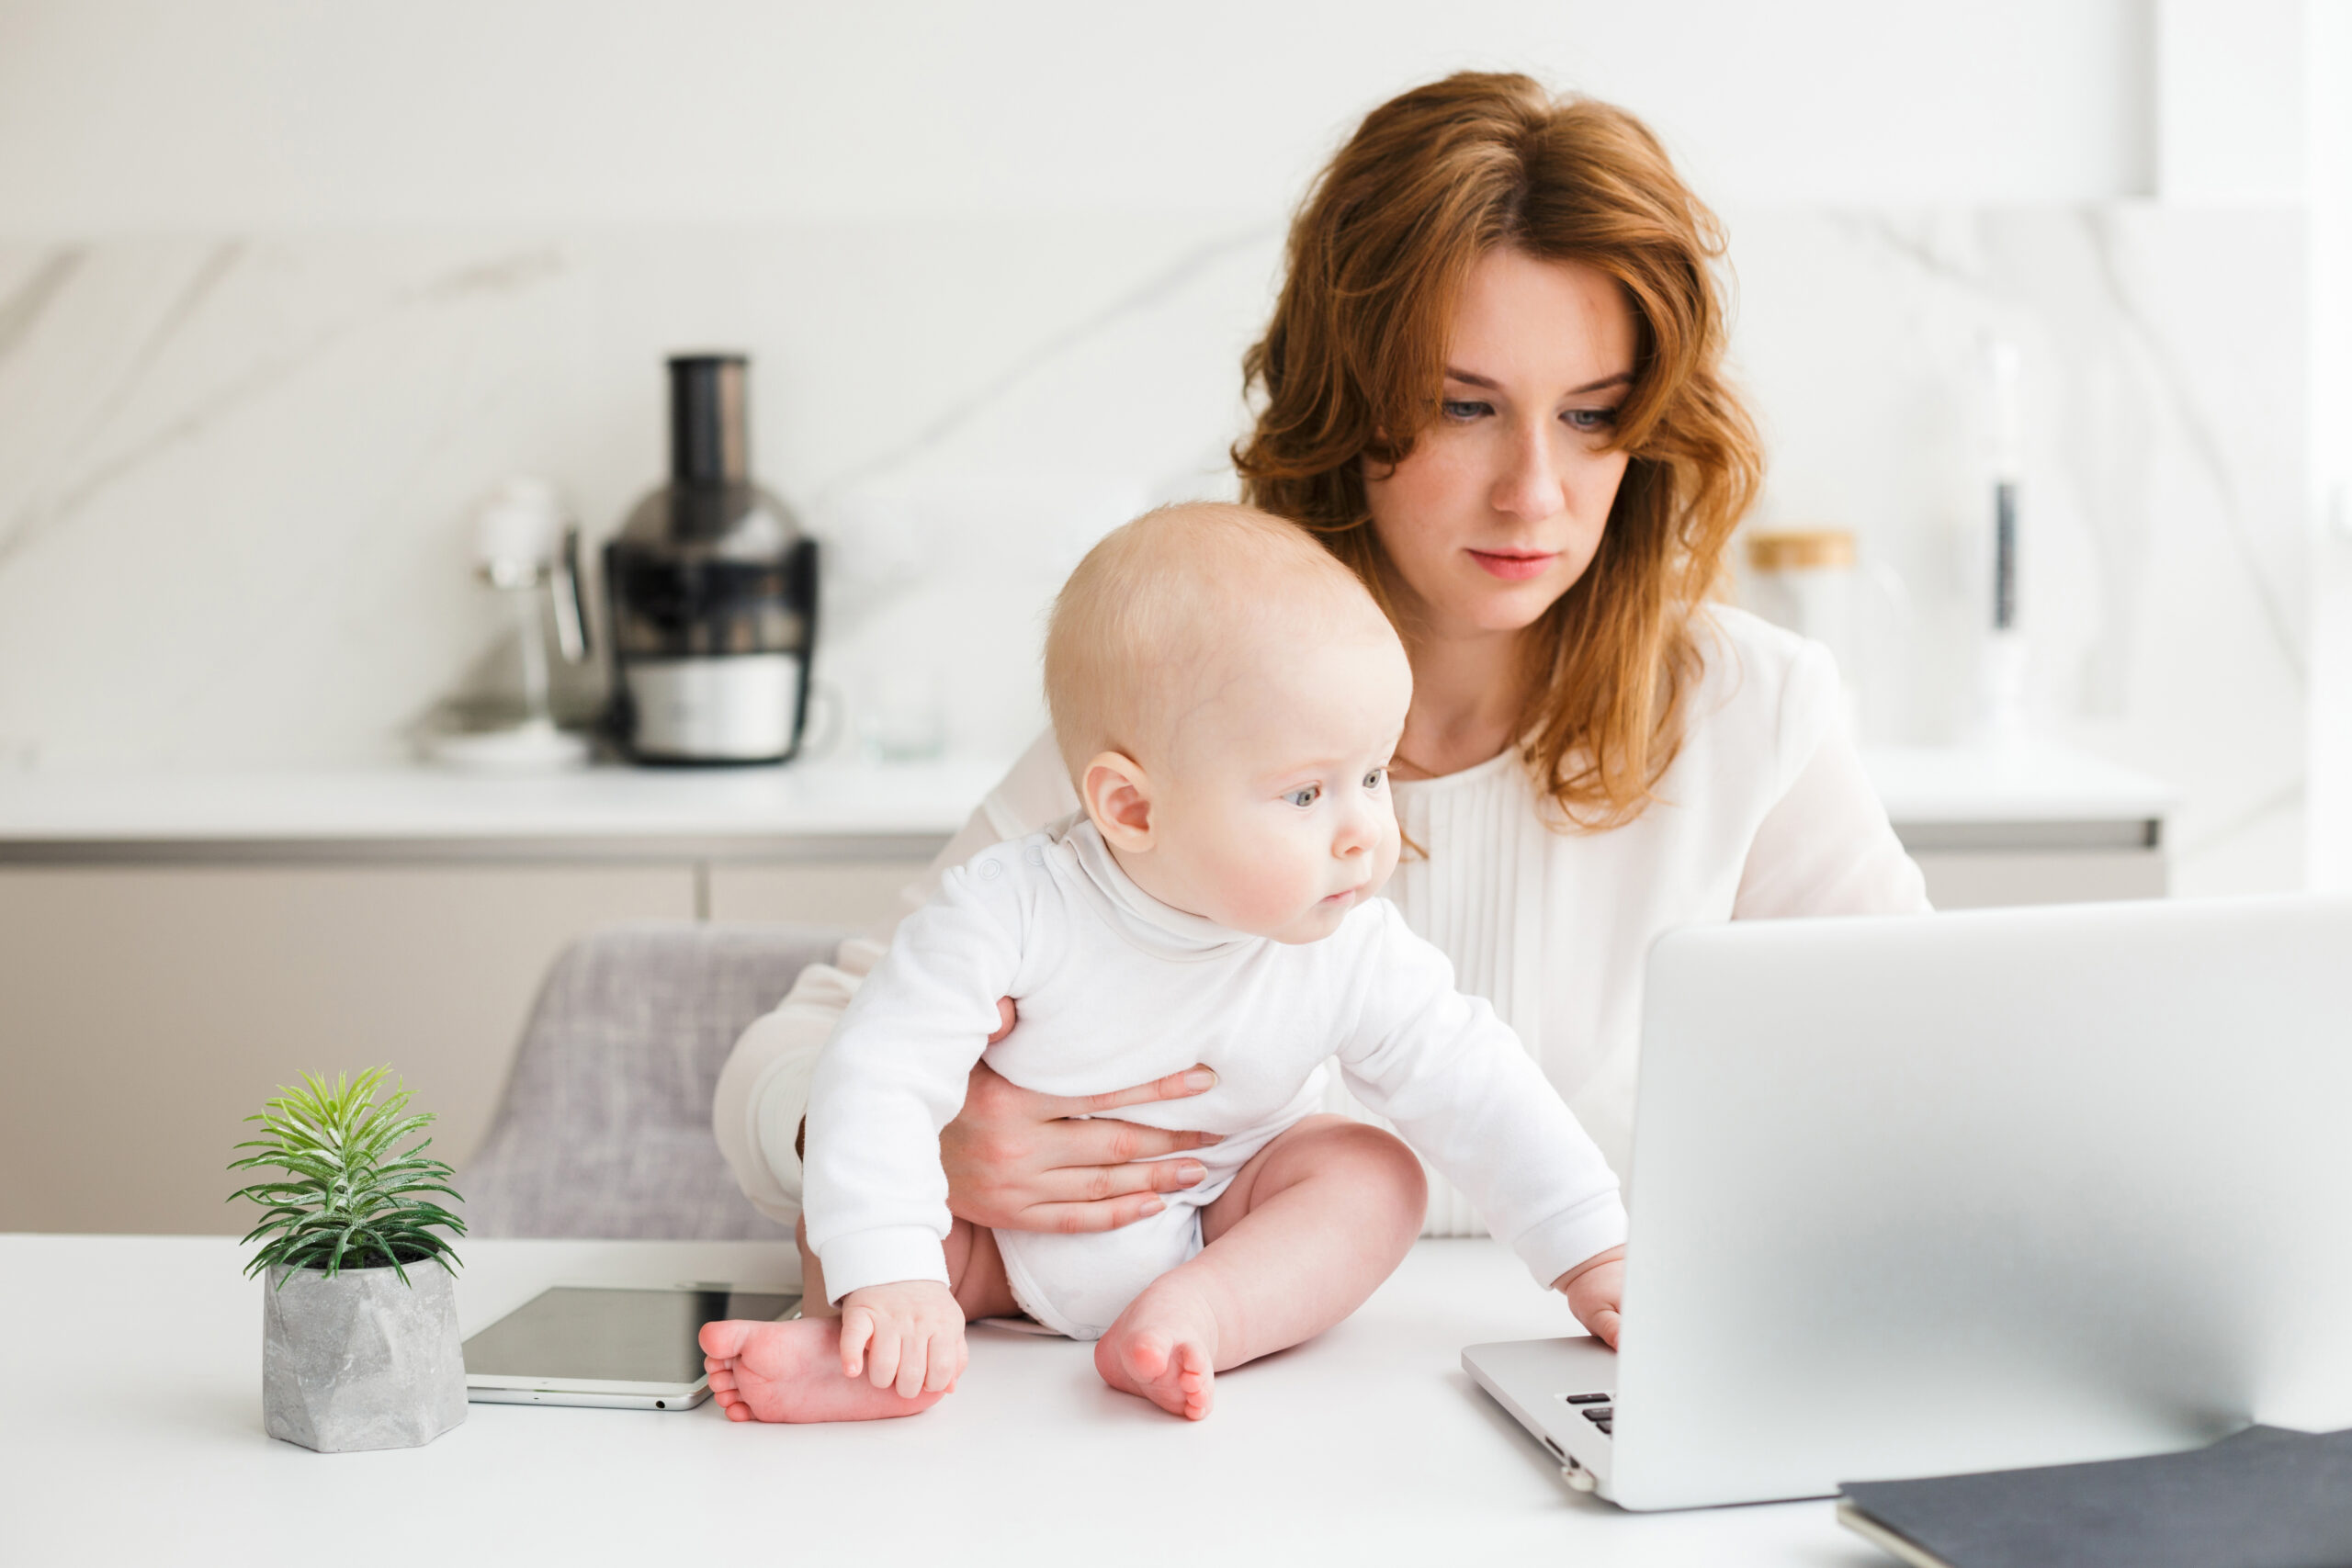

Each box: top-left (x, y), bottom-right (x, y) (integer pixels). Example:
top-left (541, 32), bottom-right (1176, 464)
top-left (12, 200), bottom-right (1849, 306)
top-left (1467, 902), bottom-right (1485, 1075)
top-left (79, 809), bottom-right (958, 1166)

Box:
top-left (228, 1066), bottom-right (466, 1286)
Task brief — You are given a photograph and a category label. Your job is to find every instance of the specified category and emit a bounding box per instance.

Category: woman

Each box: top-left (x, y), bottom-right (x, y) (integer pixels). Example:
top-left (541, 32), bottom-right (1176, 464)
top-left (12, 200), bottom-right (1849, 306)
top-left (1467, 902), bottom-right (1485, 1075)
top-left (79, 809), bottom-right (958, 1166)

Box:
top-left (714, 72), bottom-right (1926, 1245)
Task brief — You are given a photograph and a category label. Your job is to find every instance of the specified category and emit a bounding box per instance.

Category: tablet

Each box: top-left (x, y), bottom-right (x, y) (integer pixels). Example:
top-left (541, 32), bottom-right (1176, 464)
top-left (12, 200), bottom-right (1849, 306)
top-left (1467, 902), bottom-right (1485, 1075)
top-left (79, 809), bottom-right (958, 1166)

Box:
top-left (462, 1283), bottom-right (798, 1410)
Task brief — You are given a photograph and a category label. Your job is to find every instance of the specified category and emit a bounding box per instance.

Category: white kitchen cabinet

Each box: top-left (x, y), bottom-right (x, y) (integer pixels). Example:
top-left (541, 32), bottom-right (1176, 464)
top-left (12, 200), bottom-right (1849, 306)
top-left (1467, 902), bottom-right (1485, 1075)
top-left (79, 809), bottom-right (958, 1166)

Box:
top-left (1907, 847), bottom-right (2166, 908)
top-left (0, 761), bottom-right (977, 1235)
top-left (1863, 744), bottom-right (2173, 909)
top-left (0, 863), bottom-right (700, 1235)
top-left (0, 745), bottom-right (2173, 1234)
top-left (704, 859), bottom-right (913, 928)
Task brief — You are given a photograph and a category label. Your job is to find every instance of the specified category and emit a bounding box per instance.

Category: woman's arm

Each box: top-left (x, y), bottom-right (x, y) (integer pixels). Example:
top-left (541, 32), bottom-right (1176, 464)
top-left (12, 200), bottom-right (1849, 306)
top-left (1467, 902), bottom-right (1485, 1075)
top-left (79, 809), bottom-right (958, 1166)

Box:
top-left (711, 729), bottom-right (1218, 1230)
top-left (710, 932), bottom-right (888, 1224)
top-left (1732, 719), bottom-right (1931, 919)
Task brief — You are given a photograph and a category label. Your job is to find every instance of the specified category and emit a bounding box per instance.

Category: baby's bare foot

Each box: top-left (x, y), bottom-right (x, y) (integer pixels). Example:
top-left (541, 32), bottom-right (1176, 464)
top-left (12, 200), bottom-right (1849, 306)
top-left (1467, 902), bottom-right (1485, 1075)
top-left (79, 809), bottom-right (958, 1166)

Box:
top-left (1094, 1276), bottom-right (1219, 1421)
top-left (698, 1318), bottom-right (947, 1424)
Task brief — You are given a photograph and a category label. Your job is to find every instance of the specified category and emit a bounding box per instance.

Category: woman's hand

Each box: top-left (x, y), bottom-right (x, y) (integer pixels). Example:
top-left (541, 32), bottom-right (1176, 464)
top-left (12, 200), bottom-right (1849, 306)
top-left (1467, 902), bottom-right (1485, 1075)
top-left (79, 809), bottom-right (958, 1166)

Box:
top-left (941, 998), bottom-right (1222, 1234)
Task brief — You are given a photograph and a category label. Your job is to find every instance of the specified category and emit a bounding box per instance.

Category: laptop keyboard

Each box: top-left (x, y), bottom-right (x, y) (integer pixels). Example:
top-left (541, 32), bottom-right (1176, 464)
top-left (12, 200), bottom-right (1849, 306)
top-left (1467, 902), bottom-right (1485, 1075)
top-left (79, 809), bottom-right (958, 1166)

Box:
top-left (1560, 1391), bottom-right (1614, 1436)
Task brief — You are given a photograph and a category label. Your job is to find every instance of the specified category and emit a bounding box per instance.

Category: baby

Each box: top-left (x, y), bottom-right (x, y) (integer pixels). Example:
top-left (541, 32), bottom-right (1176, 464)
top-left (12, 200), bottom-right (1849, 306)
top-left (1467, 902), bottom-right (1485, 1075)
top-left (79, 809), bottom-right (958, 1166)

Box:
top-left (700, 502), bottom-right (1627, 1422)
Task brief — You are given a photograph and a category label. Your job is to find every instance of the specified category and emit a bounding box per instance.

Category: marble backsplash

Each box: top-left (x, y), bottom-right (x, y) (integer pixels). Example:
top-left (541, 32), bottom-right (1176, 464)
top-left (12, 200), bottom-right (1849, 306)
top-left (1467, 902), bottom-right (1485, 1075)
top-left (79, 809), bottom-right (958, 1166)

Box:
top-left (0, 205), bottom-right (2306, 895)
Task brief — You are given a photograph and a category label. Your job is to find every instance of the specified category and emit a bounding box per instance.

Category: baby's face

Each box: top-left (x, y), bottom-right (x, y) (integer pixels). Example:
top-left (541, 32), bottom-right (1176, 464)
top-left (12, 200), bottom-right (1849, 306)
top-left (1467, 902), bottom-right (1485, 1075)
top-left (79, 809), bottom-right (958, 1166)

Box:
top-left (1143, 622), bottom-right (1411, 944)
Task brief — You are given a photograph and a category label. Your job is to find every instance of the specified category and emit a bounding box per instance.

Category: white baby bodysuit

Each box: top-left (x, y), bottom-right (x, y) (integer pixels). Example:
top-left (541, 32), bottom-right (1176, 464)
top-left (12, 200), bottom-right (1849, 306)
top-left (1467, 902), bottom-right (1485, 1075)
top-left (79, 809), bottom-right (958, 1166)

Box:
top-left (803, 815), bottom-right (1629, 1340)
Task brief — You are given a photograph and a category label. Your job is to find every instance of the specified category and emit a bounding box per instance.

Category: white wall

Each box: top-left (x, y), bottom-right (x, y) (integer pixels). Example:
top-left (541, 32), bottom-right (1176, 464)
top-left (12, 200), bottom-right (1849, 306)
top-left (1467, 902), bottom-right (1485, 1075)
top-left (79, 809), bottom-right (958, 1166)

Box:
top-left (2156, 0), bottom-right (2306, 199)
top-left (2310, 0), bottom-right (2352, 893)
top-left (0, 0), bottom-right (2331, 897)
top-left (0, 0), bottom-right (2156, 232)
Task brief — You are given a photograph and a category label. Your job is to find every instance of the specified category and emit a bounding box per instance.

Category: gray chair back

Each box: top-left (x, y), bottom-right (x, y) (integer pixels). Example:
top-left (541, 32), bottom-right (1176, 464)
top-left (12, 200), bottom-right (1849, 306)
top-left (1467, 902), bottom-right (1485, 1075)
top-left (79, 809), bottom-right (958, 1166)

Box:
top-left (460, 920), bottom-right (842, 1240)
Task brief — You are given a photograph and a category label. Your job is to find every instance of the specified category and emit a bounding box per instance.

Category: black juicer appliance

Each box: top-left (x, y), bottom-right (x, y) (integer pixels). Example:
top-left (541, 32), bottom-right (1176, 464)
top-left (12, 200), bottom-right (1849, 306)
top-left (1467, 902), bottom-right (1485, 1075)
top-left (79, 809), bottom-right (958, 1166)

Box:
top-left (605, 355), bottom-right (819, 764)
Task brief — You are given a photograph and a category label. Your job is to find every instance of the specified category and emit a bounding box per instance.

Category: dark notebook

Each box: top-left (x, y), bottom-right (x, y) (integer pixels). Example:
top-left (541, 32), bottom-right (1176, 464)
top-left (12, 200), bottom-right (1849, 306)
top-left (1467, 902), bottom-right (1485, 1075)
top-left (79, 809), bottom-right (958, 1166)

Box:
top-left (1838, 1426), bottom-right (2352, 1568)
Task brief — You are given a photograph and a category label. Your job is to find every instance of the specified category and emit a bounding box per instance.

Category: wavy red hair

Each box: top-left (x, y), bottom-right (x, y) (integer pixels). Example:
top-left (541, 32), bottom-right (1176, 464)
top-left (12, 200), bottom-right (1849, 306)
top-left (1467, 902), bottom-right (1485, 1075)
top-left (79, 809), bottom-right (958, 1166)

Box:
top-left (1235, 72), bottom-right (1762, 829)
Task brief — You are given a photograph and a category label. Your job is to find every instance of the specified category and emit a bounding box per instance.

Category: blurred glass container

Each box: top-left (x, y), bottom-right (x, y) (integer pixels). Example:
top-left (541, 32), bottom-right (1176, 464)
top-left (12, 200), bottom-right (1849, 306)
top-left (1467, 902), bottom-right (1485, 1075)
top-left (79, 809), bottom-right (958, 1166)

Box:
top-left (1747, 529), bottom-right (1857, 656)
top-left (857, 665), bottom-right (946, 763)
top-left (1747, 528), bottom-right (1861, 728)
top-left (426, 477), bottom-right (593, 773)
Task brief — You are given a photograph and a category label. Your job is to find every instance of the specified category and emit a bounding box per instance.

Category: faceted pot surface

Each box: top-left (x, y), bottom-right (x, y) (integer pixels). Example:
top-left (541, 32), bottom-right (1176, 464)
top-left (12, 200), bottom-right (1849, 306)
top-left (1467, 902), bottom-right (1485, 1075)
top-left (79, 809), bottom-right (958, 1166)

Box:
top-left (262, 1260), bottom-right (468, 1452)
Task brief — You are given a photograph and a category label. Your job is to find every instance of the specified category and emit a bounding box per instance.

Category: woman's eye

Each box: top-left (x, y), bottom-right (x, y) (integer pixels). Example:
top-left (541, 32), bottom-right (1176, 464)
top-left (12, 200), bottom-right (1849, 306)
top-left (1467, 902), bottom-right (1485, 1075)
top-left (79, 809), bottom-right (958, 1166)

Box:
top-left (1441, 399), bottom-right (1492, 423)
top-left (1363, 768), bottom-right (1386, 791)
top-left (1285, 784), bottom-right (1322, 808)
top-left (1565, 407), bottom-right (1619, 432)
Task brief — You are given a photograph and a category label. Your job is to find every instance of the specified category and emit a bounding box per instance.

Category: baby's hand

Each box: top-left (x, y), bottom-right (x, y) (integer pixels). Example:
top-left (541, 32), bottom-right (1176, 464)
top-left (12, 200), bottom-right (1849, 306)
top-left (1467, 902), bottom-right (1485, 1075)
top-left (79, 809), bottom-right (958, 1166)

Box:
top-left (838, 1280), bottom-right (967, 1399)
top-left (1553, 1246), bottom-right (1625, 1348)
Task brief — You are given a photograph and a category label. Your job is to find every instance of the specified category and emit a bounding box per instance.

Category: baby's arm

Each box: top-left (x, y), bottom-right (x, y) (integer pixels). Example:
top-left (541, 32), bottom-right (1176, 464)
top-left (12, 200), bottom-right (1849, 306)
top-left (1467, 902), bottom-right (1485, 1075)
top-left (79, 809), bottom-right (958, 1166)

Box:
top-left (802, 855), bottom-right (1035, 1315)
top-left (1336, 906), bottom-right (1630, 1334)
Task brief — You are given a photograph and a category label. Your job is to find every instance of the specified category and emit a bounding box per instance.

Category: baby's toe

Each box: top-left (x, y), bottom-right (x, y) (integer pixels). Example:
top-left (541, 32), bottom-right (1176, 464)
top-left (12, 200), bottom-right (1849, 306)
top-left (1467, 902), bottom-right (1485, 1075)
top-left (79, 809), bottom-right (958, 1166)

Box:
top-left (698, 1319), bottom-right (754, 1359)
top-left (1124, 1333), bottom-right (1172, 1382)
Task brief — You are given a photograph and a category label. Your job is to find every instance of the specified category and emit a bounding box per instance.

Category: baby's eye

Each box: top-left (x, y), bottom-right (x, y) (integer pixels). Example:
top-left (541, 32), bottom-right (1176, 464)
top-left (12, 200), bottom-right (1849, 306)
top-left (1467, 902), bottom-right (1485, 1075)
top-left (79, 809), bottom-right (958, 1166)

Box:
top-left (1285, 784), bottom-right (1321, 808)
top-left (1363, 767), bottom-right (1386, 792)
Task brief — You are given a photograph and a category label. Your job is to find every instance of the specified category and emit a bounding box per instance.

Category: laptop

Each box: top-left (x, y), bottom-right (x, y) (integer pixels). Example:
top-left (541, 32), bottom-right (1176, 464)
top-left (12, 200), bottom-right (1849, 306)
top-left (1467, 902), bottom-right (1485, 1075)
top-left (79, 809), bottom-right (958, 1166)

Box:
top-left (1464, 893), bottom-right (2352, 1511)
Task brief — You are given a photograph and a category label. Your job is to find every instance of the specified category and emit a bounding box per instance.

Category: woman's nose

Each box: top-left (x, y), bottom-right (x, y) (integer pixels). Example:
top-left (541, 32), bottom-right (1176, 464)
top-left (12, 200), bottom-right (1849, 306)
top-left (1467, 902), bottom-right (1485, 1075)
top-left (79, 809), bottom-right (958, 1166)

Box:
top-left (1490, 418), bottom-right (1566, 521)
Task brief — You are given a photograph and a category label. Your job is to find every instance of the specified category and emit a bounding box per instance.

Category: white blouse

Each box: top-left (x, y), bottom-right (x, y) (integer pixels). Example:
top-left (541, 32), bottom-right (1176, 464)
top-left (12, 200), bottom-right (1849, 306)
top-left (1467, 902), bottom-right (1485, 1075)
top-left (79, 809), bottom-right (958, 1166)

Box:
top-left (713, 606), bottom-right (1930, 1235)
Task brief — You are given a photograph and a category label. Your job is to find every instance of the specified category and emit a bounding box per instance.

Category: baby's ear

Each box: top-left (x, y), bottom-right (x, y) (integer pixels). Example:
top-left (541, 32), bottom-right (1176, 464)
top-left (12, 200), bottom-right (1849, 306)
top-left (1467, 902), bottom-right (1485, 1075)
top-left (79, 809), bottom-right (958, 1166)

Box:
top-left (1081, 750), bottom-right (1154, 851)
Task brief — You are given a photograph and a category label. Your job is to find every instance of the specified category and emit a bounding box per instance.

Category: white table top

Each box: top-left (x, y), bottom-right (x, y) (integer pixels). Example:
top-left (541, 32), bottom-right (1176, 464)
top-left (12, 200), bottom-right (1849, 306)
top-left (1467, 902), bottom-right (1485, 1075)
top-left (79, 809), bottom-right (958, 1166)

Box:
top-left (0, 740), bottom-right (2169, 862)
top-left (4, 1235), bottom-right (1871, 1567)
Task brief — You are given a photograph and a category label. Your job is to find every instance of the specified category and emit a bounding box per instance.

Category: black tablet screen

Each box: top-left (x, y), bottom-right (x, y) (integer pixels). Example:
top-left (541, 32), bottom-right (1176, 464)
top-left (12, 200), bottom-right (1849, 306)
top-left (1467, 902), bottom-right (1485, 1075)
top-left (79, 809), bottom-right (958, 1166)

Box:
top-left (461, 1286), bottom-right (797, 1385)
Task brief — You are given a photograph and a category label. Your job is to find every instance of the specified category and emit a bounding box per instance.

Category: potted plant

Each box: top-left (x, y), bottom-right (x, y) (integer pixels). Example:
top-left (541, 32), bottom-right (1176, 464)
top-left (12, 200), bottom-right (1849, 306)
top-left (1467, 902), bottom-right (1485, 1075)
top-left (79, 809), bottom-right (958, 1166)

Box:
top-left (228, 1066), bottom-right (469, 1452)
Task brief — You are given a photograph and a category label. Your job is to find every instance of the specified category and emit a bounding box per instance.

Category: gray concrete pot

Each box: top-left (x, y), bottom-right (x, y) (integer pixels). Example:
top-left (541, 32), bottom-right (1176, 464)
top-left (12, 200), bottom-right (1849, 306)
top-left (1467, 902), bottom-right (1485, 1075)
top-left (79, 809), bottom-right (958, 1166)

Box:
top-left (262, 1260), bottom-right (468, 1452)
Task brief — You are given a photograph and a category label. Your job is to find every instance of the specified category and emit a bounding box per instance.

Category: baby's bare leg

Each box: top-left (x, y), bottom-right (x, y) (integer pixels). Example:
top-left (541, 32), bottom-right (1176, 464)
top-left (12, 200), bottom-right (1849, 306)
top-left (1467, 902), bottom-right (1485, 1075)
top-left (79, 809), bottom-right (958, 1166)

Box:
top-left (1094, 1115), bottom-right (1426, 1420)
top-left (700, 1214), bottom-right (1017, 1423)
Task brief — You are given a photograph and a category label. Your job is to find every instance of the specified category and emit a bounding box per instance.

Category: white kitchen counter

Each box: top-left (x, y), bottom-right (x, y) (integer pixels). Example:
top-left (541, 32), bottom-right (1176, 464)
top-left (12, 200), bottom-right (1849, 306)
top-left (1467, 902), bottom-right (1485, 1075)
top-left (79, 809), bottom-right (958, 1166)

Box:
top-left (0, 740), bottom-right (2171, 863)
top-left (0, 753), bottom-right (1012, 863)
top-left (1860, 742), bottom-right (2174, 850)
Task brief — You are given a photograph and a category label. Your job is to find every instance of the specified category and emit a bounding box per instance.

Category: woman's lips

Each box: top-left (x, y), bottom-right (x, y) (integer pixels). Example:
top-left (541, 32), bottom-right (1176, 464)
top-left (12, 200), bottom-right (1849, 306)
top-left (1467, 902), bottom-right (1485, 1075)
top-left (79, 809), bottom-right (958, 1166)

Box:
top-left (1467, 548), bottom-right (1559, 581)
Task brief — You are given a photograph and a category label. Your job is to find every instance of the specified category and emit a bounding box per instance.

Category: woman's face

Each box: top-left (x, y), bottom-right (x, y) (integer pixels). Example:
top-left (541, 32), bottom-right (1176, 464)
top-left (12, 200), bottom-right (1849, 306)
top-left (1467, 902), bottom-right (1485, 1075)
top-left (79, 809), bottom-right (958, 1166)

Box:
top-left (1363, 248), bottom-right (1638, 643)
